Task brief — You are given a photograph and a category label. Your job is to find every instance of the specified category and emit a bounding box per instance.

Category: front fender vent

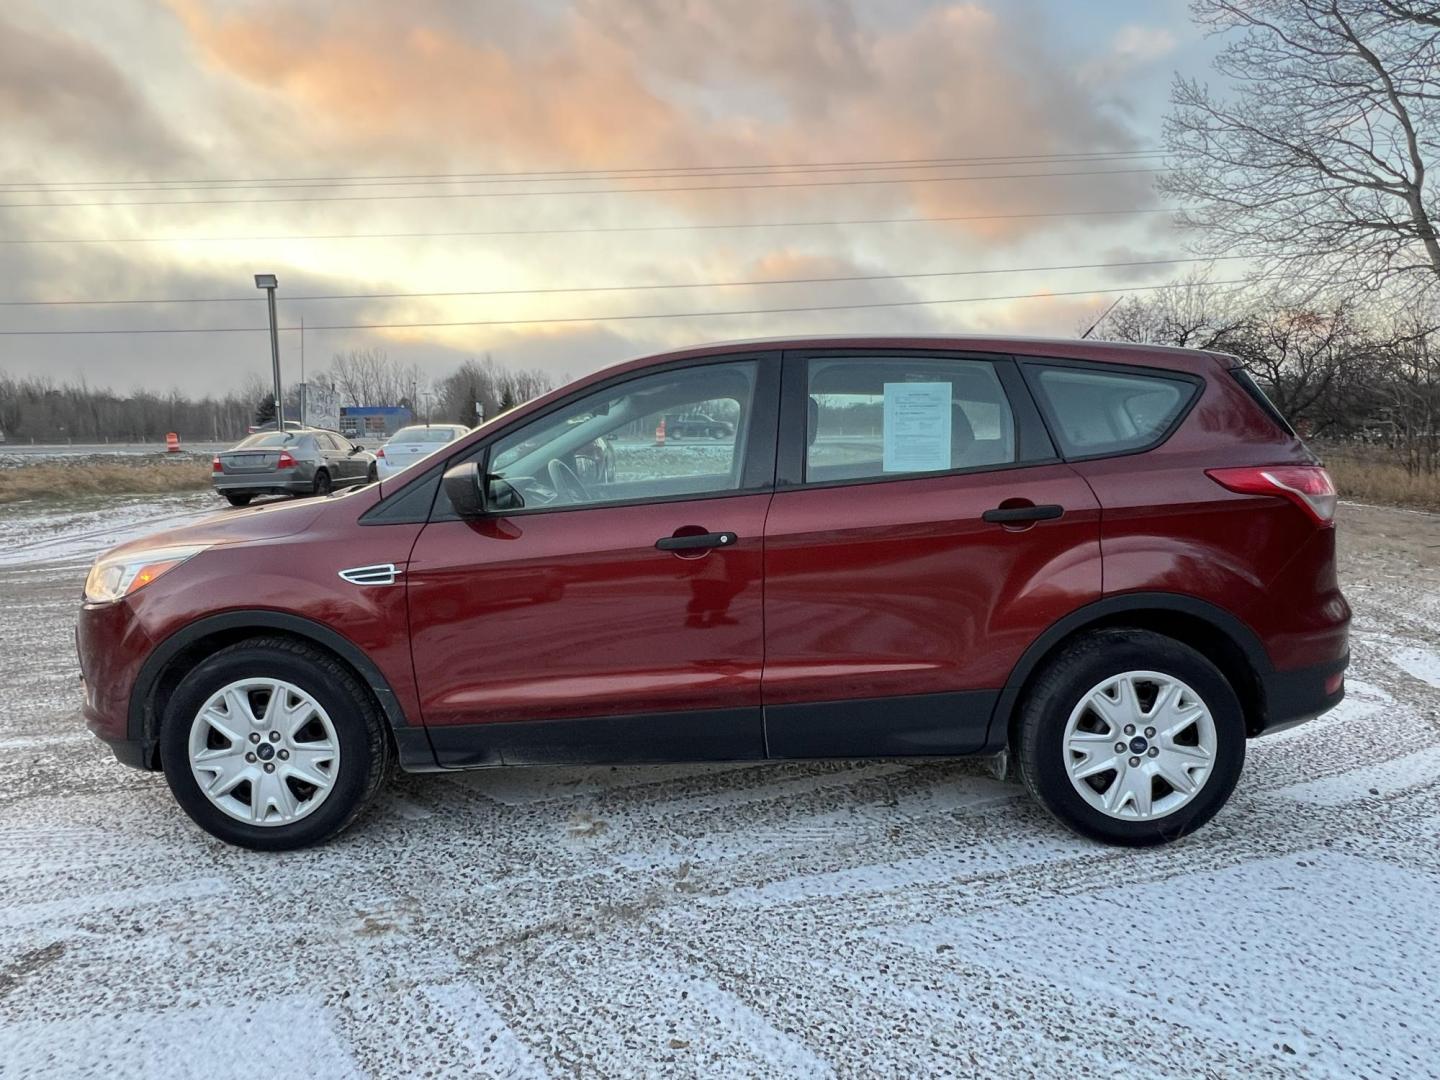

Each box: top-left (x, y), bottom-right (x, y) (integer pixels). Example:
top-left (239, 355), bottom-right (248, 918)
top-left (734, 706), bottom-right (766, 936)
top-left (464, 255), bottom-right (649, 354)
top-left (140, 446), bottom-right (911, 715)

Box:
top-left (338, 563), bottom-right (403, 586)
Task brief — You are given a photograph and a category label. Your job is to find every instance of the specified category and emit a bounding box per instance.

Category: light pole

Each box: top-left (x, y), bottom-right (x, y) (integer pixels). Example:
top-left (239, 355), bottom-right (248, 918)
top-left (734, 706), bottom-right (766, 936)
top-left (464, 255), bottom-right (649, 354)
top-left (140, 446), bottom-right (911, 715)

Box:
top-left (255, 274), bottom-right (282, 428)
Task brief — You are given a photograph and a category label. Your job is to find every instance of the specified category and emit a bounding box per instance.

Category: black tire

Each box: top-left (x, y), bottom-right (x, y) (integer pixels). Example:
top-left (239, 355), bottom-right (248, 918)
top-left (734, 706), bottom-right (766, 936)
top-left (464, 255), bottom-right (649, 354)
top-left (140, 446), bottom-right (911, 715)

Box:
top-left (159, 637), bottom-right (391, 850)
top-left (311, 469), bottom-right (332, 497)
top-left (224, 493), bottom-right (252, 507)
top-left (1013, 628), bottom-right (1245, 846)
top-left (367, 463), bottom-right (378, 483)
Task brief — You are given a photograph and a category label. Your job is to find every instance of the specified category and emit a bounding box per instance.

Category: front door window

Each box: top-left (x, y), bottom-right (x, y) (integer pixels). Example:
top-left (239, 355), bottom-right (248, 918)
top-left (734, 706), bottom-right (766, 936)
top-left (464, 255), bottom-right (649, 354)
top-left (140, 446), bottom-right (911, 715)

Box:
top-left (485, 361), bottom-right (758, 511)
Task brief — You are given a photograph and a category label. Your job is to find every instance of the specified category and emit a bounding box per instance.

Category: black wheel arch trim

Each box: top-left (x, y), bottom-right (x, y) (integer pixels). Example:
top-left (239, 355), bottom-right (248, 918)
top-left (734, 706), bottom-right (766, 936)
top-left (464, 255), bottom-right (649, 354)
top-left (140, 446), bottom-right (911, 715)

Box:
top-left (128, 610), bottom-right (424, 768)
top-left (985, 592), bottom-right (1274, 748)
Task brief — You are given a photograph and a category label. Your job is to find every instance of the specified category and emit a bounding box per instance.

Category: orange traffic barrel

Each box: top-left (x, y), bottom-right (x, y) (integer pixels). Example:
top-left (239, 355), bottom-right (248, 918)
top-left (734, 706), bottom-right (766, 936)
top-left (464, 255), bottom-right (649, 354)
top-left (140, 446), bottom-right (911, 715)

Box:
top-left (655, 418), bottom-right (666, 446)
top-left (165, 432), bottom-right (180, 453)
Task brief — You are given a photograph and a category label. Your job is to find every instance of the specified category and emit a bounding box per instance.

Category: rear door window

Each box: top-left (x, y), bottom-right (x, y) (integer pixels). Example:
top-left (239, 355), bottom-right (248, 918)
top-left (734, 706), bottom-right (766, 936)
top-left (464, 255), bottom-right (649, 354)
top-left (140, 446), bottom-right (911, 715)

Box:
top-left (1027, 365), bottom-right (1197, 458)
top-left (803, 356), bottom-right (1017, 483)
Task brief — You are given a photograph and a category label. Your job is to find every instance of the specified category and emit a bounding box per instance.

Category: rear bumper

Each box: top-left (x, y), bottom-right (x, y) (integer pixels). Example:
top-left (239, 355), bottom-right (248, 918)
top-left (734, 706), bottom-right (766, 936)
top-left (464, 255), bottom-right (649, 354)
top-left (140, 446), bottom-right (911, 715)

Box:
top-left (376, 459), bottom-right (407, 479)
top-left (1255, 652), bottom-right (1349, 736)
top-left (212, 474), bottom-right (312, 495)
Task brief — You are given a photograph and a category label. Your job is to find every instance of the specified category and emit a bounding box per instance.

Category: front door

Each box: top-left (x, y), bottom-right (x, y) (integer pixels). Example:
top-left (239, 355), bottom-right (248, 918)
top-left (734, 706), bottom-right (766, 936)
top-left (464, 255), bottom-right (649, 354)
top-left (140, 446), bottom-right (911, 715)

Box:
top-left (406, 356), bottom-right (779, 766)
top-left (762, 350), bottom-right (1102, 757)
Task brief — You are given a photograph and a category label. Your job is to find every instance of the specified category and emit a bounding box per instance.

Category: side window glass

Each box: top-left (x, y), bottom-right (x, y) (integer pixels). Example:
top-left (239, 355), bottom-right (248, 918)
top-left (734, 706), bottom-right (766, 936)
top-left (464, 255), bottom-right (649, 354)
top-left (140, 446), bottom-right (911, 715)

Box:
top-left (804, 357), bottom-right (1016, 483)
top-left (1031, 366), bottom-right (1195, 457)
top-left (485, 361), bottom-right (758, 511)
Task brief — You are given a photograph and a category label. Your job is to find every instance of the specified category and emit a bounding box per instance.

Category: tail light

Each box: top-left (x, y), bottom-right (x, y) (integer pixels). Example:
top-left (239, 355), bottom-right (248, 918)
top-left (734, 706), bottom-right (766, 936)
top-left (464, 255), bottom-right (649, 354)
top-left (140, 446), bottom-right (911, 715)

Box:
top-left (276, 450), bottom-right (297, 469)
top-left (376, 447), bottom-right (386, 459)
top-left (1206, 465), bottom-right (1337, 525)
top-left (211, 456), bottom-right (222, 473)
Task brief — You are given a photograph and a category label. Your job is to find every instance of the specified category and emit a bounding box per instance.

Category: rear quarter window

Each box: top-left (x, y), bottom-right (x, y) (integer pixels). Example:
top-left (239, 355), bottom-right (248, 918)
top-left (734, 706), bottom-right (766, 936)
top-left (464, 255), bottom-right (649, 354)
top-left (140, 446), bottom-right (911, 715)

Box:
top-left (1028, 364), bottom-right (1197, 458)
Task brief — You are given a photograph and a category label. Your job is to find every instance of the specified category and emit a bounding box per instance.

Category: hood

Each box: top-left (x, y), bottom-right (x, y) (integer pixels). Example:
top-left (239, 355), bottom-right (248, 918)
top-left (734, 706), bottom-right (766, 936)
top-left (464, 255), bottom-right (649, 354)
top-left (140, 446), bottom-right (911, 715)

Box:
top-left (103, 494), bottom-right (332, 560)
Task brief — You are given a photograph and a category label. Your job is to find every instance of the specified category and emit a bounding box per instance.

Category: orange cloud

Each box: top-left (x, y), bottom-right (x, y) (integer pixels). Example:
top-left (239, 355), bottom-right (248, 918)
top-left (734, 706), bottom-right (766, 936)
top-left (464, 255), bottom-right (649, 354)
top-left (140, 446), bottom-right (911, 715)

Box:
top-left (164, 0), bottom-right (1155, 240)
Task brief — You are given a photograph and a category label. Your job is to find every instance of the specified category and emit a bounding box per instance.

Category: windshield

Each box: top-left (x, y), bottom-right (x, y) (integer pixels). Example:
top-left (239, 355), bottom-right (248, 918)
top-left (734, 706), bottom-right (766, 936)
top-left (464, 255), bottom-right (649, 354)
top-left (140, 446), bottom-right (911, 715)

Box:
top-left (390, 426), bottom-right (459, 443)
top-left (235, 432), bottom-right (294, 449)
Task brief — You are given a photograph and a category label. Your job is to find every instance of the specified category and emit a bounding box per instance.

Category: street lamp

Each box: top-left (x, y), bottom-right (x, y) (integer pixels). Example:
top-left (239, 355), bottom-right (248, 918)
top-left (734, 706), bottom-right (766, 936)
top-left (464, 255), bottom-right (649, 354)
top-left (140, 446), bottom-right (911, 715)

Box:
top-left (254, 274), bottom-right (282, 429)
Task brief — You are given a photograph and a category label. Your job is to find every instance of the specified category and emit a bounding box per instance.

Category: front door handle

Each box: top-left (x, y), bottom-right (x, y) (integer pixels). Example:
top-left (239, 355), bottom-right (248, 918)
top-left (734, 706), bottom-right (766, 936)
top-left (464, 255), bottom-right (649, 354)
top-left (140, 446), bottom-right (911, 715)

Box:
top-left (656, 531), bottom-right (738, 551)
top-left (982, 504), bottom-right (1063, 524)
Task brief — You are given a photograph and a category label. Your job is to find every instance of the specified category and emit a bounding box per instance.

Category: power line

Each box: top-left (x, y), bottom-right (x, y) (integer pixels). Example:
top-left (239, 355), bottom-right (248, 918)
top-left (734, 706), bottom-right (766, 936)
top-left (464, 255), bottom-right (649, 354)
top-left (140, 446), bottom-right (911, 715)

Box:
top-left (0, 149), bottom-right (1163, 191)
top-left (0, 279), bottom-right (1249, 336)
top-left (0, 152), bottom-right (1171, 196)
top-left (0, 254), bottom-right (1244, 308)
top-left (0, 205), bottom-right (1176, 246)
top-left (0, 167), bottom-right (1166, 210)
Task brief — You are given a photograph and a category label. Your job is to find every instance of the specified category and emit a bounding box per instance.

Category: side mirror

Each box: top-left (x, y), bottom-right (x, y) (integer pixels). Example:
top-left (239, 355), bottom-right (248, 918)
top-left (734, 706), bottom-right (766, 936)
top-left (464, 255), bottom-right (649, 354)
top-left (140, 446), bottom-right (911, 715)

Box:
top-left (442, 462), bottom-right (524, 517)
top-left (351, 443), bottom-right (365, 454)
top-left (442, 462), bottom-right (486, 517)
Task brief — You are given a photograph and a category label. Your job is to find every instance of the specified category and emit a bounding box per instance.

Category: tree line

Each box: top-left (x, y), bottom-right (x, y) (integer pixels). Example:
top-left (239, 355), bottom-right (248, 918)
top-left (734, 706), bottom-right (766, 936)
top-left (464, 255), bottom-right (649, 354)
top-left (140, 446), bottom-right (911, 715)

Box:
top-left (0, 351), bottom-right (557, 445)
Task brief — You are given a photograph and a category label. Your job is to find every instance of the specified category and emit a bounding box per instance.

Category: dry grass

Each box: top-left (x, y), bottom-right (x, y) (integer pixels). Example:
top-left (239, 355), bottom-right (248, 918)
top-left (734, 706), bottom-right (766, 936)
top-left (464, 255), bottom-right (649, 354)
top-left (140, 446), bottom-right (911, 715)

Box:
top-left (1318, 446), bottom-right (1440, 513)
top-left (0, 457), bottom-right (212, 504)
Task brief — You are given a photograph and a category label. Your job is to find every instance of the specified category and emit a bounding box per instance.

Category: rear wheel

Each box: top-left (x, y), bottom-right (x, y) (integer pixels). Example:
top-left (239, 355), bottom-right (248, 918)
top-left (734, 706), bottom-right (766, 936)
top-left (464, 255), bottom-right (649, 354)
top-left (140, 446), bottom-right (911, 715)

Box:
top-left (1014, 629), bottom-right (1245, 846)
top-left (159, 638), bottom-right (390, 850)
top-left (223, 493), bottom-right (252, 507)
top-left (311, 469), bottom-right (332, 497)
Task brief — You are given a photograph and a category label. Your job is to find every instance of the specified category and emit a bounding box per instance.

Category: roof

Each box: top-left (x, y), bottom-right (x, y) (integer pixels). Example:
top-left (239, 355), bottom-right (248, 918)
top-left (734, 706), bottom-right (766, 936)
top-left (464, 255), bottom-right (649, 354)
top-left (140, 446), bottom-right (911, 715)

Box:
top-left (645, 334), bottom-right (1229, 374)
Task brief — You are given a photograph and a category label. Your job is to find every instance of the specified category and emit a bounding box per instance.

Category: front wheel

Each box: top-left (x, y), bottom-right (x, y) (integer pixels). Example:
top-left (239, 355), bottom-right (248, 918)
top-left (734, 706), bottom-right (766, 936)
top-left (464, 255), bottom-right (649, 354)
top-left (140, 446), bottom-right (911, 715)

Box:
top-left (1014, 629), bottom-right (1245, 846)
top-left (159, 638), bottom-right (390, 850)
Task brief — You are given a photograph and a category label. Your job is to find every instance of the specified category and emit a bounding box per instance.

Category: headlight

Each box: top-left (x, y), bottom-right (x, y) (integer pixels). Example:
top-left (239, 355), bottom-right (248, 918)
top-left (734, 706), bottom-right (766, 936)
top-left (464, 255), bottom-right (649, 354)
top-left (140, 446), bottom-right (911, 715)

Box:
top-left (84, 544), bottom-right (209, 604)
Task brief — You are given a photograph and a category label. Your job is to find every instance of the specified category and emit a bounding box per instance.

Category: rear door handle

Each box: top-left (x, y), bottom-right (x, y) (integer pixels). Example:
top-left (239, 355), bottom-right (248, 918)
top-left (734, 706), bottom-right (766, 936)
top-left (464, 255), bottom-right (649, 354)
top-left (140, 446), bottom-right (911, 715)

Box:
top-left (656, 531), bottom-right (738, 551)
top-left (982, 504), bottom-right (1064, 524)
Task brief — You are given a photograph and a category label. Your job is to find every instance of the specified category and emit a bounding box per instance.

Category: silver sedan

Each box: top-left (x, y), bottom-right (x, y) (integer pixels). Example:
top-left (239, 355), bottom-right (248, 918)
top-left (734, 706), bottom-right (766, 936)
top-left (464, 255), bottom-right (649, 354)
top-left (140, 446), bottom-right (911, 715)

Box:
top-left (211, 429), bottom-right (377, 507)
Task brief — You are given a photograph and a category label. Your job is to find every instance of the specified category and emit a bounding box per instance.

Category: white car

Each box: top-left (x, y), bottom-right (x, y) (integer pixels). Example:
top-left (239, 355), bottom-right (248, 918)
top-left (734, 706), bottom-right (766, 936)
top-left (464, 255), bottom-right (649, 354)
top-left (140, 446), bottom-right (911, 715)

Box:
top-left (375, 424), bottom-right (470, 479)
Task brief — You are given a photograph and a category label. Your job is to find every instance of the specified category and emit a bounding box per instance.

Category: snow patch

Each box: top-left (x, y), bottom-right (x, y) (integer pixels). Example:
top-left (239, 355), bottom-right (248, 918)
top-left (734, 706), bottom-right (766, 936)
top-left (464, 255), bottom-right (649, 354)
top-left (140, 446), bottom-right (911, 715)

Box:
top-left (420, 983), bottom-right (551, 1079)
top-left (1272, 743), bottom-right (1440, 806)
top-left (871, 851), bottom-right (1440, 1077)
top-left (714, 833), bottom-right (1078, 908)
top-left (1388, 645), bottom-right (1440, 688)
top-left (0, 997), bottom-right (360, 1078)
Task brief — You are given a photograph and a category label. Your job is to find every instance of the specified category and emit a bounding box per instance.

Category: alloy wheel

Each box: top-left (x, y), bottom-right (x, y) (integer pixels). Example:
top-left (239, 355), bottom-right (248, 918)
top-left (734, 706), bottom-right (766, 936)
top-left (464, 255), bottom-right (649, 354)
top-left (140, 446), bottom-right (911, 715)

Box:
top-left (187, 678), bottom-right (340, 826)
top-left (1061, 670), bottom-right (1217, 821)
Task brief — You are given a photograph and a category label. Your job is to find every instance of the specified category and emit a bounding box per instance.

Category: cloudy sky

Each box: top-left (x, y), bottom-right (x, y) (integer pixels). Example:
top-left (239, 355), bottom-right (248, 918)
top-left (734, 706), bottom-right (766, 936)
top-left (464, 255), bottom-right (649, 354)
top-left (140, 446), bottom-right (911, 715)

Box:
top-left (0, 0), bottom-right (1217, 396)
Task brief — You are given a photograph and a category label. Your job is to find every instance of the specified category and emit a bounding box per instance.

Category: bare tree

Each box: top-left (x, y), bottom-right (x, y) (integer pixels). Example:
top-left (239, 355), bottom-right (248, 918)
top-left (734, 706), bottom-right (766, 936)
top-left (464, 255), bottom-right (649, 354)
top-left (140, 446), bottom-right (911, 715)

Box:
top-left (1089, 272), bottom-right (1248, 348)
top-left (1162, 0), bottom-right (1440, 297)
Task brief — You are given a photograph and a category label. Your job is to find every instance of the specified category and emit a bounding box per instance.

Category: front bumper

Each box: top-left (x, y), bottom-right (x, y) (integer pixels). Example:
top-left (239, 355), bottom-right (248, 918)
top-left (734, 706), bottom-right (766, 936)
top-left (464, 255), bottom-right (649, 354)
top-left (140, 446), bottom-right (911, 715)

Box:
top-left (1254, 652), bottom-right (1349, 736)
top-left (77, 600), bottom-right (159, 769)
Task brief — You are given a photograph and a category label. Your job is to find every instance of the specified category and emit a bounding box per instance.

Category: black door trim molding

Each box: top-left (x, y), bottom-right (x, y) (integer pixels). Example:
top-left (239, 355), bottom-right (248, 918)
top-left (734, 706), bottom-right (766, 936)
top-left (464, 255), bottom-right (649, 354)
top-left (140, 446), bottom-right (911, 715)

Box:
top-left (765, 690), bottom-right (999, 758)
top-left (426, 707), bottom-right (766, 768)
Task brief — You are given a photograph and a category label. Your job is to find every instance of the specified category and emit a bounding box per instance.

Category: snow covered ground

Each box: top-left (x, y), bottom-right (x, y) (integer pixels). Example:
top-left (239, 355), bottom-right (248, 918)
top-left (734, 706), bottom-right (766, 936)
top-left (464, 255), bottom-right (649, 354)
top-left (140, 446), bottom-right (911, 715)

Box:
top-left (0, 495), bottom-right (1437, 1078)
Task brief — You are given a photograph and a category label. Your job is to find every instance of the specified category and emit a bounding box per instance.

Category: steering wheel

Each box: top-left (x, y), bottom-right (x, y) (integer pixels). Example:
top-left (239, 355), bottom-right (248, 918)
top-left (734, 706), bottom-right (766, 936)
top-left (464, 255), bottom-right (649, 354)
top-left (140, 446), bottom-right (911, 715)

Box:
top-left (546, 457), bottom-right (590, 503)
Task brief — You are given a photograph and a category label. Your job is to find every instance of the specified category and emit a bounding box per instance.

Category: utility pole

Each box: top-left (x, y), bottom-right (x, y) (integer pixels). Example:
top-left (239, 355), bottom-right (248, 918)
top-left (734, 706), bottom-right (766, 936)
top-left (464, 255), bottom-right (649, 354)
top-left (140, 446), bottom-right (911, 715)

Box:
top-left (298, 313), bottom-right (306, 427)
top-left (255, 274), bottom-right (282, 427)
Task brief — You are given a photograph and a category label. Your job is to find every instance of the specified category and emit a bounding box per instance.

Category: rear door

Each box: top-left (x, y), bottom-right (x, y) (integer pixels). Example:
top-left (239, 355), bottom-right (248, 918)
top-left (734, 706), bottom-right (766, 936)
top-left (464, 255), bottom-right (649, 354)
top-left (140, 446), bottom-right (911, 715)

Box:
top-left (318, 432), bottom-right (357, 483)
top-left (405, 356), bottom-right (780, 766)
top-left (761, 350), bottom-right (1101, 757)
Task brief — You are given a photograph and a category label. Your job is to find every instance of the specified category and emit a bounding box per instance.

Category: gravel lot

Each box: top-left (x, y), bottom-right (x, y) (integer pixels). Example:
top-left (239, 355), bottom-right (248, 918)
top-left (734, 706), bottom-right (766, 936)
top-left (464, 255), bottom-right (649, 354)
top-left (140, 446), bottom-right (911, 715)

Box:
top-left (1, 495), bottom-right (1437, 1078)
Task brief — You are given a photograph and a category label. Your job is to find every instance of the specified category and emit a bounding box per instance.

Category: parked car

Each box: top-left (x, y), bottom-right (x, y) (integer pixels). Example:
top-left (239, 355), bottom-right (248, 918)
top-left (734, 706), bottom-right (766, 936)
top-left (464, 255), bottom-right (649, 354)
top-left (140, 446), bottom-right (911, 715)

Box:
top-left (375, 424), bottom-right (470, 479)
top-left (211, 429), bottom-right (376, 506)
top-left (79, 336), bottom-right (1348, 850)
top-left (665, 411), bottom-right (734, 439)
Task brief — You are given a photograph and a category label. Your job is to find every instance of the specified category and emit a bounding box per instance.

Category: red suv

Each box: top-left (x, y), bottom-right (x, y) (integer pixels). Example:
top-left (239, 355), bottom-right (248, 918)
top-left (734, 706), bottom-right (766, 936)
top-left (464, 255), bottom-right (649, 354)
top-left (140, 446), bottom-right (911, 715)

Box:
top-left (76, 336), bottom-right (1349, 850)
